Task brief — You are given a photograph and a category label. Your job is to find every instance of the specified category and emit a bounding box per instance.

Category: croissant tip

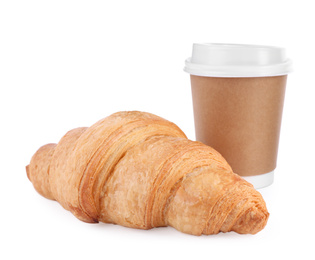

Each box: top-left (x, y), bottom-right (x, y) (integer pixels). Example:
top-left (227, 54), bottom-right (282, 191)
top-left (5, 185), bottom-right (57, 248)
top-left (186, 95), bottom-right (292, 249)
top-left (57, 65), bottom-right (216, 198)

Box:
top-left (26, 165), bottom-right (30, 181)
top-left (232, 206), bottom-right (269, 235)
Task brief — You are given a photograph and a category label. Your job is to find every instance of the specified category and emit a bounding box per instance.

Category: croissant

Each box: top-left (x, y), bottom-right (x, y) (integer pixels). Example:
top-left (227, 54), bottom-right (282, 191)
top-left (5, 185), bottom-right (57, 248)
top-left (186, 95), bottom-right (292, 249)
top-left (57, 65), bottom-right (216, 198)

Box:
top-left (26, 111), bottom-right (269, 235)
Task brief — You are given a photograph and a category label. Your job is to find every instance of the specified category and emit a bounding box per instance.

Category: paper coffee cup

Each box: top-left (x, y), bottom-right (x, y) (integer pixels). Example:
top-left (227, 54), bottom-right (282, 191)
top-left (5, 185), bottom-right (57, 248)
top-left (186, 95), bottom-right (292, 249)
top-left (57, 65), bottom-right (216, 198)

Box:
top-left (184, 43), bottom-right (292, 189)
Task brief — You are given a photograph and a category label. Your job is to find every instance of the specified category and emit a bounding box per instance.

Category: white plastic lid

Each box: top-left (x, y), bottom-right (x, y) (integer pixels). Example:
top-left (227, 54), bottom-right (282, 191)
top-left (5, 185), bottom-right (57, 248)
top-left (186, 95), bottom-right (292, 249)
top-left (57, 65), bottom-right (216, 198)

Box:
top-left (184, 43), bottom-right (293, 77)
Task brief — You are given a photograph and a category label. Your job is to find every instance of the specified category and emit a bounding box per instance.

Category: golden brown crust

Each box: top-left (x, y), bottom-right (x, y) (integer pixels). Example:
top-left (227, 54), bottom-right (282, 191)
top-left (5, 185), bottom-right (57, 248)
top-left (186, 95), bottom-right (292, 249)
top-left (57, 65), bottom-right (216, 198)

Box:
top-left (49, 127), bottom-right (87, 211)
top-left (100, 134), bottom-right (268, 235)
top-left (64, 111), bottom-right (187, 223)
top-left (26, 110), bottom-right (269, 235)
top-left (27, 143), bottom-right (57, 200)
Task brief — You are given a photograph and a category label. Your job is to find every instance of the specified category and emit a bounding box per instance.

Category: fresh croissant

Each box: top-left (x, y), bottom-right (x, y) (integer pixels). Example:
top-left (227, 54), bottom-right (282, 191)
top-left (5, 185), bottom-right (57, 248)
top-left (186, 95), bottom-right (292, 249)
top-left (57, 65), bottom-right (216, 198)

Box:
top-left (26, 111), bottom-right (269, 235)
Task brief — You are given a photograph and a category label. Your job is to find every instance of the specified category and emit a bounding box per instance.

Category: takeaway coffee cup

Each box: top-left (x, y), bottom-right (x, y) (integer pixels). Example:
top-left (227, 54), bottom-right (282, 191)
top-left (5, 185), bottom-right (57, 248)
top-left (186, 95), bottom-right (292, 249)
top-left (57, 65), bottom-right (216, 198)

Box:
top-left (184, 43), bottom-right (292, 189)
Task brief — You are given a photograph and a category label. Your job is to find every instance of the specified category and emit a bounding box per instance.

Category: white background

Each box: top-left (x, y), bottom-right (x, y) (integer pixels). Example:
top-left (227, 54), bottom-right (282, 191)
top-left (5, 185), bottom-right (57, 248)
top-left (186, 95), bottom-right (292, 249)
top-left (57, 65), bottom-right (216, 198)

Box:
top-left (1, 0), bottom-right (314, 259)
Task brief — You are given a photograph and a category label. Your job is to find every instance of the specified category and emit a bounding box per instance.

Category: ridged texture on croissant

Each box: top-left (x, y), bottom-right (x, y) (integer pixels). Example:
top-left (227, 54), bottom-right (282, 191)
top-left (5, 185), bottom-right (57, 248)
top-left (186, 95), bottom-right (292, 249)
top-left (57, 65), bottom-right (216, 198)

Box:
top-left (26, 111), bottom-right (269, 235)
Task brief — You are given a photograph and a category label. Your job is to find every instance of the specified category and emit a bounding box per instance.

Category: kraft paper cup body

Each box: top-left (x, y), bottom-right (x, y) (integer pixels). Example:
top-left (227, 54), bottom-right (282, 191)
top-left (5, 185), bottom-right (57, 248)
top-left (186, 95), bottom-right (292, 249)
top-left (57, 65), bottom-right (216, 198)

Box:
top-left (185, 43), bottom-right (292, 189)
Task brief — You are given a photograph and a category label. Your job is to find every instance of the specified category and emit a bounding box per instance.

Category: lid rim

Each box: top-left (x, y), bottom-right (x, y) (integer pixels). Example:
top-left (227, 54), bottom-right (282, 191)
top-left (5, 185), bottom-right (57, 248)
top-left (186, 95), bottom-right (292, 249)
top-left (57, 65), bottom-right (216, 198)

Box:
top-left (185, 43), bottom-right (293, 77)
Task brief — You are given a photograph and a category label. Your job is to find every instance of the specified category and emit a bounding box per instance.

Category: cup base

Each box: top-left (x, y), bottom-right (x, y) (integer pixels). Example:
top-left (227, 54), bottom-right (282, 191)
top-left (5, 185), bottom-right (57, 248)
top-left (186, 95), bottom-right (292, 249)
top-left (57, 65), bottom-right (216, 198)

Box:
top-left (242, 171), bottom-right (274, 189)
